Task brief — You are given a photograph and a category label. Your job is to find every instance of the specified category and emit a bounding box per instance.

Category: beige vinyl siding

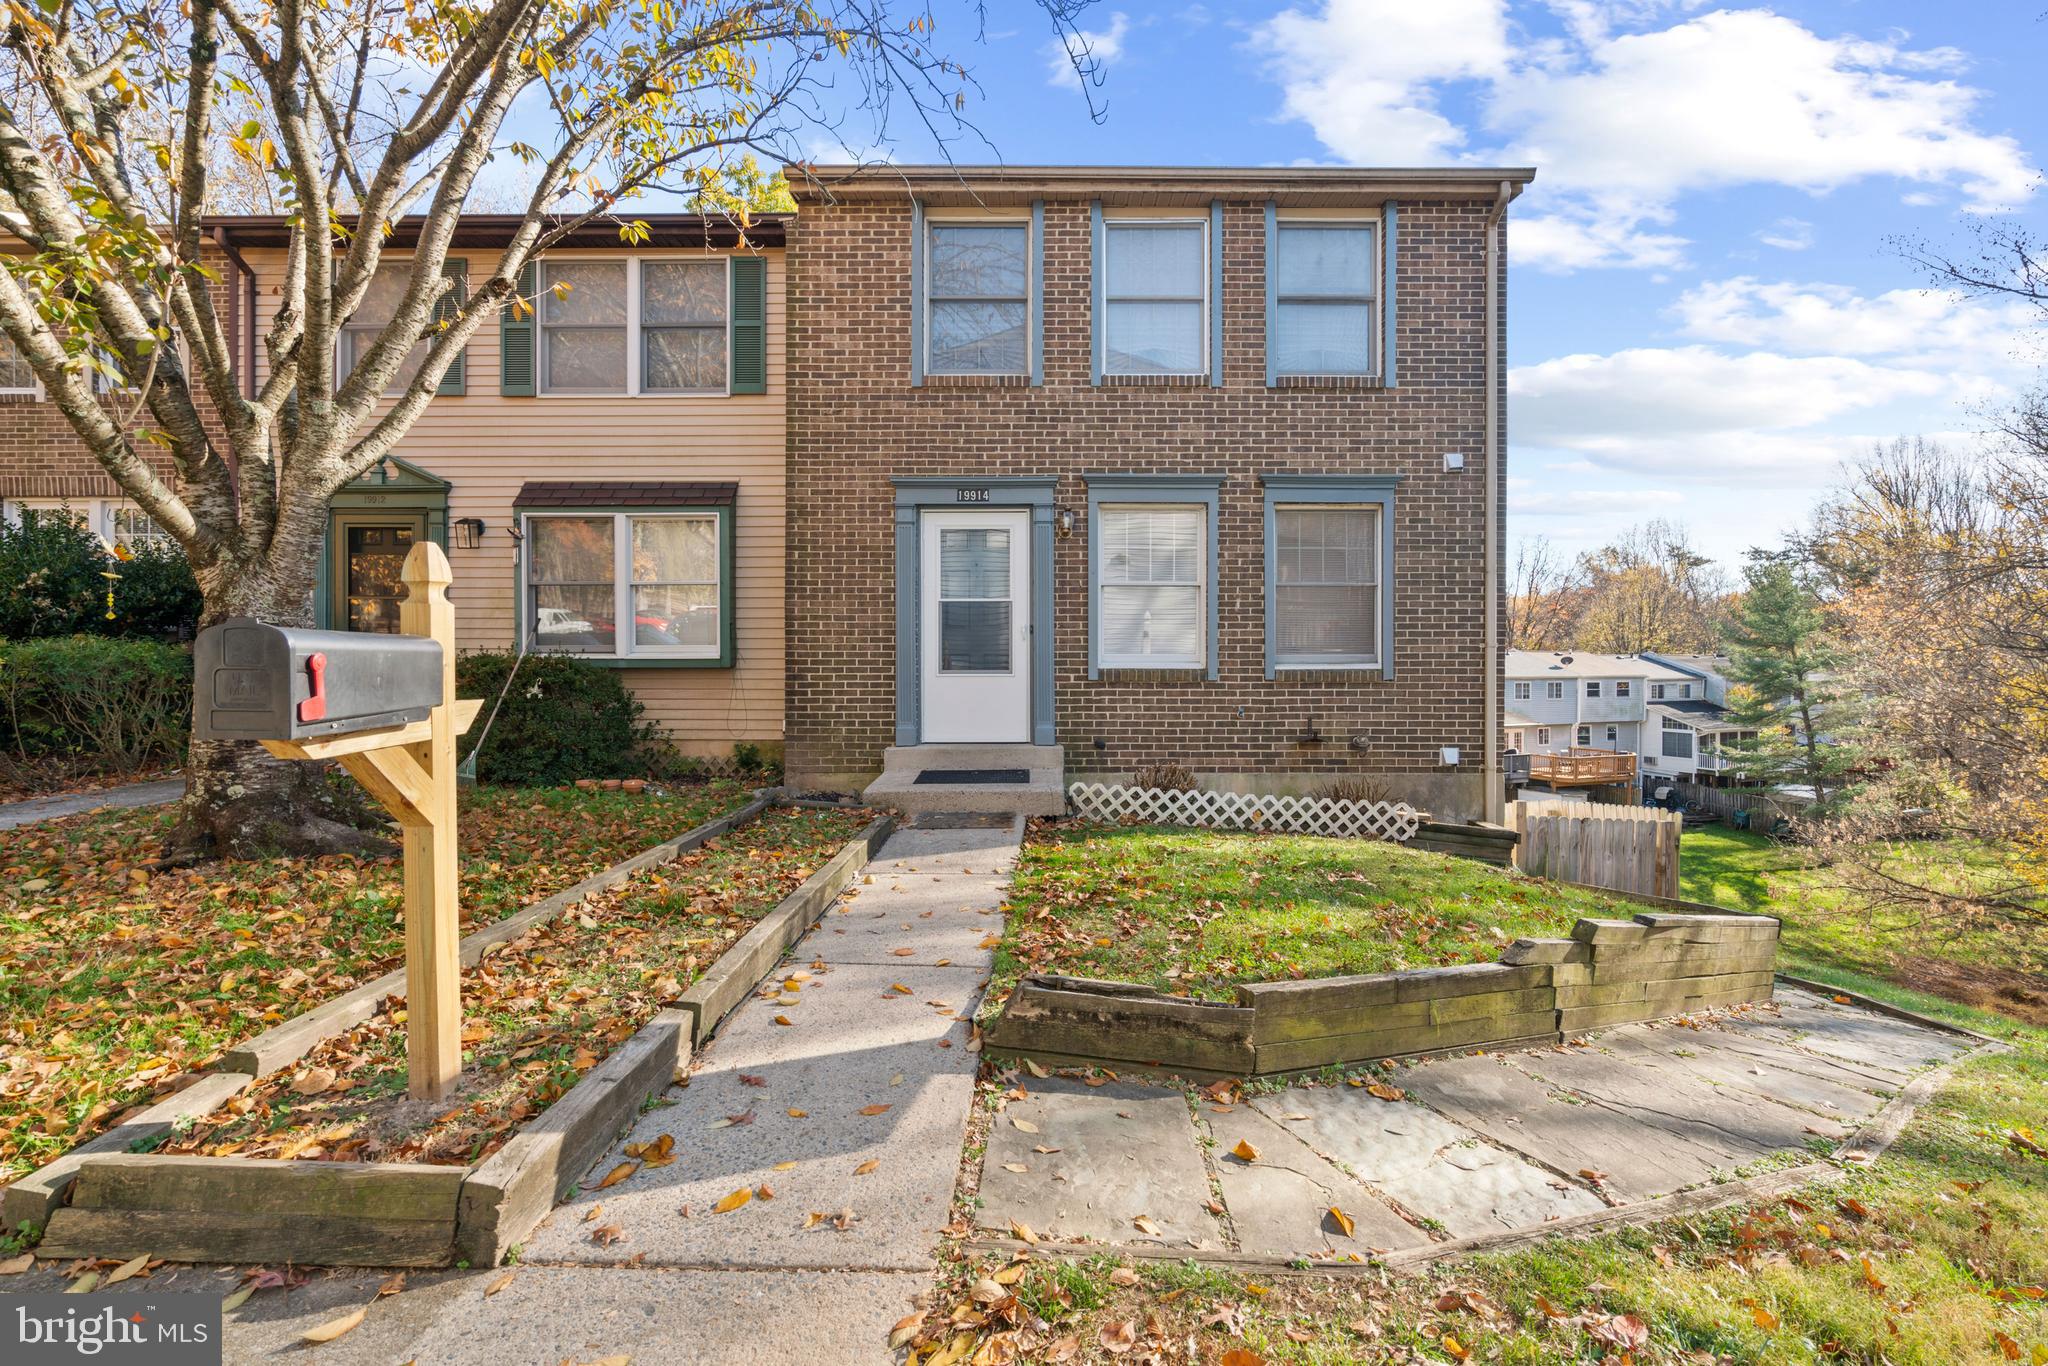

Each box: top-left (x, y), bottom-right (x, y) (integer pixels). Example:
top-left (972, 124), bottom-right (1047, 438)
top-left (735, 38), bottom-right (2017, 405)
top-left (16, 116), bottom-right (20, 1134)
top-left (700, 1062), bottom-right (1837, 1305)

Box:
top-left (248, 247), bottom-right (786, 755)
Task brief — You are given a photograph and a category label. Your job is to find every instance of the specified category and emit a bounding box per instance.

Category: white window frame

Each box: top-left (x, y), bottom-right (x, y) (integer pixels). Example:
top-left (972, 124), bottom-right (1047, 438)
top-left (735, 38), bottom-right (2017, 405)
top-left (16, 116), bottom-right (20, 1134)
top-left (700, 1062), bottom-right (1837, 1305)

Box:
top-left (1095, 501), bottom-right (1207, 671)
top-left (1576, 725), bottom-right (1591, 746)
top-left (1606, 724), bottom-right (1618, 743)
top-left (1271, 501), bottom-right (1383, 670)
top-left (1615, 680), bottom-right (1631, 698)
top-left (1650, 683), bottom-right (1666, 700)
top-left (1585, 680), bottom-right (1602, 698)
top-left (1512, 681), bottom-right (1532, 700)
top-left (521, 510), bottom-right (723, 660)
top-left (1546, 680), bottom-right (1564, 700)
top-left (923, 216), bottom-right (1032, 379)
top-left (1272, 218), bottom-right (1377, 378)
top-left (1679, 683), bottom-right (1693, 698)
top-left (1103, 216), bottom-right (1210, 378)
top-left (536, 255), bottom-right (732, 398)
top-left (1536, 727), bottom-right (1550, 746)
top-left (1509, 729), bottom-right (1524, 750)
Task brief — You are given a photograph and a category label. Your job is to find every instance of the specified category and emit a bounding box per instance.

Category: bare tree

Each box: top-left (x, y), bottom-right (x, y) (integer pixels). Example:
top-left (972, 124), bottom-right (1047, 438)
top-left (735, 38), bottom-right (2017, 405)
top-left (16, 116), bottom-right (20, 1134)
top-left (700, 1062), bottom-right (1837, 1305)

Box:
top-left (1571, 520), bottom-right (1731, 655)
top-left (1507, 535), bottom-right (1584, 650)
top-left (0, 0), bottom-right (1092, 858)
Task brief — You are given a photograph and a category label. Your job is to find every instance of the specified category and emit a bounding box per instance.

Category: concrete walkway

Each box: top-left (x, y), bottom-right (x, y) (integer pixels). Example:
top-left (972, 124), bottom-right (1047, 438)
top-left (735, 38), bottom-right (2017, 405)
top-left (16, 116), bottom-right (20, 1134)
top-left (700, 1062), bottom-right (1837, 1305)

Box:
top-left (1, 817), bottom-right (1019, 1364)
top-left (975, 985), bottom-right (1980, 1261)
top-left (0, 776), bottom-right (183, 830)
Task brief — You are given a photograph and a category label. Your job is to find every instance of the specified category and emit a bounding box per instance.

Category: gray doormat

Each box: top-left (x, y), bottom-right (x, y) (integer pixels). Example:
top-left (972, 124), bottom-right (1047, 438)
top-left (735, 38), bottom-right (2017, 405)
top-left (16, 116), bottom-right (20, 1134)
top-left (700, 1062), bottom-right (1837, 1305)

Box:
top-left (915, 768), bottom-right (1030, 785)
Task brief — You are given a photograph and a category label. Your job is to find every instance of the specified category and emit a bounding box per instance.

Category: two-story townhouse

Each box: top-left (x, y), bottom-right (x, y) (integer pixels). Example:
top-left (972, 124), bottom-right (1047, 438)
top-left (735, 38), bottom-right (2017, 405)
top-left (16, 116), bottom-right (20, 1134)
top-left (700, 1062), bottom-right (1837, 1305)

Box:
top-left (0, 214), bottom-right (790, 763)
top-left (783, 165), bottom-right (1533, 821)
top-left (1637, 653), bottom-right (1758, 785)
top-left (1504, 650), bottom-right (1696, 759)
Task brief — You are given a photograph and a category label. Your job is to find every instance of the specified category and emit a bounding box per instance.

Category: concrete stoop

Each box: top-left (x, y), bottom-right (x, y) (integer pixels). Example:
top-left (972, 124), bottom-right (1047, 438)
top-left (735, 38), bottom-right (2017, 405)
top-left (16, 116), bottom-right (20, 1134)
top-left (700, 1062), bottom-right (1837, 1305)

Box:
top-left (862, 743), bottom-right (1067, 816)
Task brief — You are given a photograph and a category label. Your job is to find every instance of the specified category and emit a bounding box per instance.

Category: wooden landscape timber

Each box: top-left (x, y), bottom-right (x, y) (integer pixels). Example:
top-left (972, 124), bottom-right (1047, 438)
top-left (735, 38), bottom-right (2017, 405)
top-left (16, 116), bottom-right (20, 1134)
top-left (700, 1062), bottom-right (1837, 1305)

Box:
top-left (986, 911), bottom-right (1783, 1077)
top-left (11, 807), bottom-right (891, 1267)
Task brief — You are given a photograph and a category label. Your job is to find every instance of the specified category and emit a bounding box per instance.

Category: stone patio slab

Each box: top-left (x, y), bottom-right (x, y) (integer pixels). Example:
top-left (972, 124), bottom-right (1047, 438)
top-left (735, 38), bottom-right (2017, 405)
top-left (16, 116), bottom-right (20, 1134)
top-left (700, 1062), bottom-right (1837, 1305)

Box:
top-left (1250, 1086), bottom-right (1605, 1239)
top-left (1396, 1052), bottom-right (1740, 1202)
top-left (1741, 1000), bottom-right (1976, 1076)
top-left (1598, 1024), bottom-right (1889, 1122)
top-left (523, 960), bottom-right (986, 1271)
top-left (1200, 1102), bottom-right (1429, 1255)
top-left (977, 1077), bottom-right (1219, 1248)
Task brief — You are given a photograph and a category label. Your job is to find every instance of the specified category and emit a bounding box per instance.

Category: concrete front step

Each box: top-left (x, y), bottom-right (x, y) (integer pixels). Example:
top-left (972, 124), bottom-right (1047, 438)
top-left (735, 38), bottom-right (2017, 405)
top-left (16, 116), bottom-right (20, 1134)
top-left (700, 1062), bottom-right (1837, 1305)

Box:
top-left (880, 742), bottom-right (1064, 773)
top-left (862, 767), bottom-right (1068, 816)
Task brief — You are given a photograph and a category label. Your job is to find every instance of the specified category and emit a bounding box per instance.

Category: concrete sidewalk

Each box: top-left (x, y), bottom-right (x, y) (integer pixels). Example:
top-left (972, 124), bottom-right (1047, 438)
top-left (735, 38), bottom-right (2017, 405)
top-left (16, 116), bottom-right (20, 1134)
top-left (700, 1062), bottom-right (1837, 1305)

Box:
top-left (0, 776), bottom-right (183, 830)
top-left (975, 986), bottom-right (1980, 1260)
top-left (92, 817), bottom-right (1018, 1364)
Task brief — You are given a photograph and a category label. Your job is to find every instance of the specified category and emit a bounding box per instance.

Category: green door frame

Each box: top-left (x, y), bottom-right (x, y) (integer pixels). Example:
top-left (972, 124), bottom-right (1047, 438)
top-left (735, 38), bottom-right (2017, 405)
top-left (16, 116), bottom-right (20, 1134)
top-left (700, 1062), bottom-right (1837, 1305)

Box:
top-left (315, 457), bottom-right (451, 630)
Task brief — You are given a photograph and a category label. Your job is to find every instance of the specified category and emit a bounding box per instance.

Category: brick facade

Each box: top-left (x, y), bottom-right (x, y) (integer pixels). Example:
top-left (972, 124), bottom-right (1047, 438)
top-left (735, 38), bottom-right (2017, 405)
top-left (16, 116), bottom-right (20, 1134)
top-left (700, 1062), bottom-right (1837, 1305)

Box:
top-left (785, 173), bottom-right (1515, 818)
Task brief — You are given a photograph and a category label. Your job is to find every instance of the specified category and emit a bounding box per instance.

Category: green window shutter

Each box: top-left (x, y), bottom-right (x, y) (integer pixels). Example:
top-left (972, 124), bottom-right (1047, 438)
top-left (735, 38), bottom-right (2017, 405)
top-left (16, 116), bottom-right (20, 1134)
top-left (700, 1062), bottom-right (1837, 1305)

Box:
top-left (500, 259), bottom-right (537, 396)
top-left (729, 255), bottom-right (766, 395)
top-left (435, 258), bottom-right (467, 396)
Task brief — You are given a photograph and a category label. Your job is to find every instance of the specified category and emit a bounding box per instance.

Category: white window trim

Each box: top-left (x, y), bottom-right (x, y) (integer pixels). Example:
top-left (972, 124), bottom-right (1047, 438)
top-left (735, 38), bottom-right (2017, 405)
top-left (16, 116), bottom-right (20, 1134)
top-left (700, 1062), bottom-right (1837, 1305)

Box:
top-left (923, 215), bottom-right (1032, 379)
top-left (1272, 217), bottom-right (1378, 379)
top-left (1546, 680), bottom-right (1564, 699)
top-left (1102, 216), bottom-right (1210, 379)
top-left (1606, 724), bottom-right (1618, 742)
top-left (1615, 680), bottom-right (1631, 697)
top-left (1271, 501), bottom-right (1383, 670)
top-left (1585, 680), bottom-right (1602, 697)
top-left (1650, 683), bottom-right (1666, 699)
top-left (1536, 727), bottom-right (1550, 746)
top-left (536, 255), bottom-right (732, 398)
top-left (1512, 680), bottom-right (1532, 700)
top-left (522, 509), bottom-right (723, 660)
top-left (1095, 501), bottom-right (1207, 671)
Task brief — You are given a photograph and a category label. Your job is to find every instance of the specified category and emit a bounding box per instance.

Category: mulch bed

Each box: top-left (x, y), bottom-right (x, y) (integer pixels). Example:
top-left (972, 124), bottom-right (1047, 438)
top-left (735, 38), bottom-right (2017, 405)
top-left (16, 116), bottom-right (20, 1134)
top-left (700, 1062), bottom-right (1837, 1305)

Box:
top-left (161, 805), bottom-right (874, 1169)
top-left (0, 780), bottom-right (756, 1186)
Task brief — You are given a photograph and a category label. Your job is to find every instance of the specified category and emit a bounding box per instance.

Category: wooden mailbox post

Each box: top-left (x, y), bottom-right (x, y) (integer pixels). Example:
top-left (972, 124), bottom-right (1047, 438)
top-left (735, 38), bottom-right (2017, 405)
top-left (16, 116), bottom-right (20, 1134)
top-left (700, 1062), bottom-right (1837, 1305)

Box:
top-left (259, 543), bottom-right (480, 1101)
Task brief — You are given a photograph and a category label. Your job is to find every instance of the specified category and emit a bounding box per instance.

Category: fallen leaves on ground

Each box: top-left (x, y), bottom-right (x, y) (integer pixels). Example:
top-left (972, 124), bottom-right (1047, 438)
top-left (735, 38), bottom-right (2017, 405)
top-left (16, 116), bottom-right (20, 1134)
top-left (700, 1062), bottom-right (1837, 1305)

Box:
top-left (1229, 1139), bottom-right (1260, 1162)
top-left (713, 1188), bottom-right (752, 1214)
top-left (301, 1306), bottom-right (367, 1344)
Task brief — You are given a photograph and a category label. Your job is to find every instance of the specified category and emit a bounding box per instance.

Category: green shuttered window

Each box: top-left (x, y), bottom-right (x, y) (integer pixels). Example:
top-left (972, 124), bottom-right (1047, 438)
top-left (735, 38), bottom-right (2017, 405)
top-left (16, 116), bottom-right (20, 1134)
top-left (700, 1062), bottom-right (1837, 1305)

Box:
top-left (730, 255), bottom-right (766, 394)
top-left (501, 255), bottom-right (766, 396)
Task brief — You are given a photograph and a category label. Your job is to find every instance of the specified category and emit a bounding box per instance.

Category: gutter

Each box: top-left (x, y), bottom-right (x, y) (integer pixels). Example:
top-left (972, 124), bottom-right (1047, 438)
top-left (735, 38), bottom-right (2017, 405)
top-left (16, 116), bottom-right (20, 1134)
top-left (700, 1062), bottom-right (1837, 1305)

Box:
top-left (210, 225), bottom-right (258, 399)
top-left (1482, 178), bottom-right (1521, 824)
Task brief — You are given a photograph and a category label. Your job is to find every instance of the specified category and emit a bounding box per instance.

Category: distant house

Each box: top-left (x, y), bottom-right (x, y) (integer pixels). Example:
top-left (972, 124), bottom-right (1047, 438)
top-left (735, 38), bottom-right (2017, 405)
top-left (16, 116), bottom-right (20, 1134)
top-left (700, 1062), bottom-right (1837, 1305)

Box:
top-left (1504, 650), bottom-right (1759, 794)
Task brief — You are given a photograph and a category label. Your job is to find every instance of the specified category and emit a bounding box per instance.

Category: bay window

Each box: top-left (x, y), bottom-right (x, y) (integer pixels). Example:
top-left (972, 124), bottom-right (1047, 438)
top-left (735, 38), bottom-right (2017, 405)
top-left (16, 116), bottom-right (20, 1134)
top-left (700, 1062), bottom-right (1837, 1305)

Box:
top-left (523, 507), bottom-right (730, 663)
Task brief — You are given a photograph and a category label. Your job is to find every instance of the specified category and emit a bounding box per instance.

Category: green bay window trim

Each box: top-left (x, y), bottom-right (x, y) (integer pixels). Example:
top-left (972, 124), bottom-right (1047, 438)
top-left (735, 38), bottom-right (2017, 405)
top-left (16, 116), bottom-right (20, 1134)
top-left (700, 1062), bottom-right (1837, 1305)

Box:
top-left (515, 504), bottom-right (736, 668)
top-left (1085, 475), bottom-right (1222, 680)
top-left (1260, 474), bottom-right (1399, 680)
top-left (499, 255), bottom-right (766, 397)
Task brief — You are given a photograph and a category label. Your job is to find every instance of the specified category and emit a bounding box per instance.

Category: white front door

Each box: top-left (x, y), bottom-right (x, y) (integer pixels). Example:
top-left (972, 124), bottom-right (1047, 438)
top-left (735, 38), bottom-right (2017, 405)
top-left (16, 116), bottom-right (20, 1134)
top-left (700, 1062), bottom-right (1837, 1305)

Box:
top-left (920, 508), bottom-right (1031, 743)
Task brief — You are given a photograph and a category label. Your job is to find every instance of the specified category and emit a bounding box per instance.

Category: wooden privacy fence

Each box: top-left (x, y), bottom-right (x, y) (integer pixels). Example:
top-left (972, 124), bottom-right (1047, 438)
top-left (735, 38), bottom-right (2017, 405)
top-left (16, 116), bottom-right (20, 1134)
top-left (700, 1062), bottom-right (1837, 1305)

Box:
top-left (1648, 779), bottom-right (1811, 827)
top-left (1508, 800), bottom-right (1680, 900)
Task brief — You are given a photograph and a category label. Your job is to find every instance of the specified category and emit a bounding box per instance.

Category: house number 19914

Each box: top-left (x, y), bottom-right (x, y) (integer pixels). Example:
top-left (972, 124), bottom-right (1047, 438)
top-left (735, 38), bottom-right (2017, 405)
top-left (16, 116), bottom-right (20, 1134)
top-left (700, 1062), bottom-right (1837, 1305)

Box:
top-left (956, 488), bottom-right (991, 503)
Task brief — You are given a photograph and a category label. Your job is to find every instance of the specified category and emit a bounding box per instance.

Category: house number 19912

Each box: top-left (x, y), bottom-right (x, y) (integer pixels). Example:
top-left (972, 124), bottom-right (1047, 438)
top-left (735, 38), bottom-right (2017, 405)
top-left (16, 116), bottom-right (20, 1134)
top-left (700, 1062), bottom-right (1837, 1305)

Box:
top-left (956, 488), bottom-right (991, 503)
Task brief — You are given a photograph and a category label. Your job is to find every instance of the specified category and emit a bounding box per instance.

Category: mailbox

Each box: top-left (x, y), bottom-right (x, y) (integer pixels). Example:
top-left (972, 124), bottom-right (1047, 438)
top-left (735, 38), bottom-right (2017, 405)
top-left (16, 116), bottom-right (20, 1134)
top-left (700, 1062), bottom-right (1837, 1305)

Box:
top-left (194, 618), bottom-right (444, 743)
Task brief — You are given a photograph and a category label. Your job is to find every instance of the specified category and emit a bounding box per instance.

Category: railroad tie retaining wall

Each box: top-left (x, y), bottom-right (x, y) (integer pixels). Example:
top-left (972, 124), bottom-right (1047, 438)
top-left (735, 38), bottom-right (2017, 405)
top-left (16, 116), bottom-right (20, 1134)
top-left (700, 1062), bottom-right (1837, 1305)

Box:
top-left (988, 912), bottom-right (1780, 1076)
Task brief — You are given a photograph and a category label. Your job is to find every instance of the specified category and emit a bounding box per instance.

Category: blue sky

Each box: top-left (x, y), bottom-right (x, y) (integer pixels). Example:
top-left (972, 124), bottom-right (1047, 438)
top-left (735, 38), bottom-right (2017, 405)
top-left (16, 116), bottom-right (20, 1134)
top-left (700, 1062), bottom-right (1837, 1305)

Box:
top-left (818, 0), bottom-right (2048, 570)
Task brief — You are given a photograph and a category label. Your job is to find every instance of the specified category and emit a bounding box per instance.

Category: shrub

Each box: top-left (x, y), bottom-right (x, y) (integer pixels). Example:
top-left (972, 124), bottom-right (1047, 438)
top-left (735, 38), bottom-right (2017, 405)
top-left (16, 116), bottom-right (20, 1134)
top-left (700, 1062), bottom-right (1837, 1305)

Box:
top-left (455, 651), bottom-right (656, 786)
top-left (1318, 776), bottom-right (1397, 806)
top-left (0, 507), bottom-right (201, 641)
top-left (0, 636), bottom-right (191, 771)
top-left (1132, 763), bottom-right (1199, 792)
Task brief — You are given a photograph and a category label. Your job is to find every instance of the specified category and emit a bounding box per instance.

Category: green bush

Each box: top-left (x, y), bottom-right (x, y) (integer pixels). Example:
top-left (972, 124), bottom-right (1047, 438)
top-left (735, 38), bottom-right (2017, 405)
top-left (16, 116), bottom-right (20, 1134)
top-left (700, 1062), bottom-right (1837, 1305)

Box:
top-left (0, 636), bottom-right (191, 771)
top-left (0, 506), bottom-right (201, 641)
top-left (455, 651), bottom-right (656, 786)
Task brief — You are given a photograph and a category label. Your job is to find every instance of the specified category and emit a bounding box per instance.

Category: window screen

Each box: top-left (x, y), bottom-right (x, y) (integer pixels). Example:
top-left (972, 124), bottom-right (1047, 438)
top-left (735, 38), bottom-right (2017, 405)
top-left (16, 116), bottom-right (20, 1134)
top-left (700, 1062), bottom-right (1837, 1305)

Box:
top-left (928, 224), bottom-right (1029, 375)
top-left (1273, 504), bottom-right (1379, 666)
top-left (1098, 505), bottom-right (1203, 668)
top-left (1105, 222), bottom-right (1205, 375)
top-left (1273, 223), bottom-right (1374, 376)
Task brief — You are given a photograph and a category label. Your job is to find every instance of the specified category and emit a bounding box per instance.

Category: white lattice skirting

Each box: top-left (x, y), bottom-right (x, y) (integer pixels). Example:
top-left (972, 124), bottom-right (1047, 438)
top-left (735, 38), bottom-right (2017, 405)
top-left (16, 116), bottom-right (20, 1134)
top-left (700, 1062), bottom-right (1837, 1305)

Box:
top-left (1066, 782), bottom-right (1423, 842)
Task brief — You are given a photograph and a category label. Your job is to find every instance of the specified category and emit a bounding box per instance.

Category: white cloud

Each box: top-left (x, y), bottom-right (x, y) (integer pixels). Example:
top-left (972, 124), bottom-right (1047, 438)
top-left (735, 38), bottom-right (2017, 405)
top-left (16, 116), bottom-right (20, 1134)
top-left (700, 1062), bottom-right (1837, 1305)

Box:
top-left (1046, 12), bottom-right (1131, 90)
top-left (1507, 345), bottom-right (1995, 482)
top-left (1754, 217), bottom-right (1814, 251)
top-left (1253, 3), bottom-right (2034, 271)
top-left (1509, 485), bottom-right (1685, 516)
top-left (1670, 277), bottom-right (2043, 371)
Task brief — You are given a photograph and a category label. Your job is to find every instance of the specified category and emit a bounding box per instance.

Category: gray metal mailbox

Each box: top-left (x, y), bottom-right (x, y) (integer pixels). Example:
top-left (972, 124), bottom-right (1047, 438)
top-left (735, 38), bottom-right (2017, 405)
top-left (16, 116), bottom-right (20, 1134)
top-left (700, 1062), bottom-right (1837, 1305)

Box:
top-left (193, 618), bottom-right (444, 743)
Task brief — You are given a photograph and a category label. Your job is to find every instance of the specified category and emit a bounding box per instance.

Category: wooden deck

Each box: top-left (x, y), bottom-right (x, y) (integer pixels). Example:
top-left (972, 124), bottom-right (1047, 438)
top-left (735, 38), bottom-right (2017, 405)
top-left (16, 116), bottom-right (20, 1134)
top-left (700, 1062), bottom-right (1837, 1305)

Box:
top-left (1526, 748), bottom-right (1637, 788)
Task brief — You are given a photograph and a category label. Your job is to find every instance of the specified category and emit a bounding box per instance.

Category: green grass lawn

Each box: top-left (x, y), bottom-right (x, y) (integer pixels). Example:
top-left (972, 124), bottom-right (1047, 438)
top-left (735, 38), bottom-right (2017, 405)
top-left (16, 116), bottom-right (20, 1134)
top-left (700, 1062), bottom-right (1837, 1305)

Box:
top-left (993, 821), bottom-right (1669, 1006)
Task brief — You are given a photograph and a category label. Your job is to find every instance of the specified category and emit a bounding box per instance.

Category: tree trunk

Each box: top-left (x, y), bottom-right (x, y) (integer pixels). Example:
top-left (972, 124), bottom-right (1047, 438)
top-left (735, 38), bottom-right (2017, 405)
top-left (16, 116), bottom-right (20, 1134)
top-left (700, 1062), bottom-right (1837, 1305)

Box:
top-left (165, 525), bottom-right (392, 863)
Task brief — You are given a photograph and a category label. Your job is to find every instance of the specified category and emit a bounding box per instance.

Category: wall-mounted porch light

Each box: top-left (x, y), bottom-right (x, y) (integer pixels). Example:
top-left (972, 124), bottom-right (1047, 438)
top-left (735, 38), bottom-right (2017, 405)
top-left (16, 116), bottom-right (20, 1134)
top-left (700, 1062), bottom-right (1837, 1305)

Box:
top-left (452, 517), bottom-right (487, 550)
top-left (1056, 507), bottom-right (1075, 539)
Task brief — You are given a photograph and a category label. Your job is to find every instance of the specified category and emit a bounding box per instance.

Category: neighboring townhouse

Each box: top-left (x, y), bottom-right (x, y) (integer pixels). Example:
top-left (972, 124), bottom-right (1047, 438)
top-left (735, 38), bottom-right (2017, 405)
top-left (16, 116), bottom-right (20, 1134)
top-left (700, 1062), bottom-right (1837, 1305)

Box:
top-left (1638, 652), bottom-right (1759, 785)
top-left (783, 165), bottom-right (1532, 821)
top-left (1504, 650), bottom-right (1759, 793)
top-left (0, 214), bottom-right (789, 762)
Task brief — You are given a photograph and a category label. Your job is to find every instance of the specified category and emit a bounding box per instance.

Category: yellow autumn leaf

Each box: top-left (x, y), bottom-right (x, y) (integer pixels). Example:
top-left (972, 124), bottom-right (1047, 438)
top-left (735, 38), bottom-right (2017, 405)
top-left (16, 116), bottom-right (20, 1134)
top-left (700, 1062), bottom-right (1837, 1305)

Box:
top-left (1011, 1117), bottom-right (1039, 1133)
top-left (788, 1108), bottom-right (809, 1118)
top-left (486, 1271), bottom-right (517, 1297)
top-left (595, 1160), bottom-right (640, 1189)
top-left (302, 1306), bottom-right (368, 1344)
top-left (855, 1159), bottom-right (880, 1175)
top-left (713, 1187), bottom-right (753, 1214)
top-left (773, 1015), bottom-right (794, 1026)
top-left (104, 1253), bottom-right (149, 1285)
top-left (1024, 1058), bottom-right (1049, 1078)
top-left (773, 1160), bottom-right (799, 1171)
top-left (1231, 1139), bottom-right (1260, 1162)
top-left (1329, 1207), bottom-right (1356, 1238)
top-left (1010, 1218), bottom-right (1038, 1245)
top-left (1747, 1300), bottom-right (1779, 1331)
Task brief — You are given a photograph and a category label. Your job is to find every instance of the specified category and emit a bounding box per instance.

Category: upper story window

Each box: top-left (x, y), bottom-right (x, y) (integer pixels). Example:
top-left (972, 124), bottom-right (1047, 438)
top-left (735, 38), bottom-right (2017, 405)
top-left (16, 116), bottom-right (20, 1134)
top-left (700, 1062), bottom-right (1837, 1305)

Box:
top-left (1546, 680), bottom-right (1564, 699)
top-left (1615, 680), bottom-right (1632, 698)
top-left (926, 222), bottom-right (1029, 376)
top-left (1512, 681), bottom-right (1532, 700)
top-left (538, 258), bottom-right (728, 396)
top-left (1585, 680), bottom-right (1603, 698)
top-left (340, 263), bottom-right (432, 394)
top-left (1650, 683), bottom-right (1666, 700)
top-left (1272, 222), bottom-right (1375, 376)
top-left (1679, 682), bottom-right (1694, 698)
top-left (1104, 219), bottom-right (1207, 376)
top-left (0, 333), bottom-right (37, 395)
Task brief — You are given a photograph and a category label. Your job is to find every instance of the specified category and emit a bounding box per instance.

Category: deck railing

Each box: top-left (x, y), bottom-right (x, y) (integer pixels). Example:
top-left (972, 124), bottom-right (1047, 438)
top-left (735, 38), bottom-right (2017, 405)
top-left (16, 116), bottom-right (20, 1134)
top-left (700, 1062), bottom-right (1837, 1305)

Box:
top-left (1526, 748), bottom-right (1637, 787)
